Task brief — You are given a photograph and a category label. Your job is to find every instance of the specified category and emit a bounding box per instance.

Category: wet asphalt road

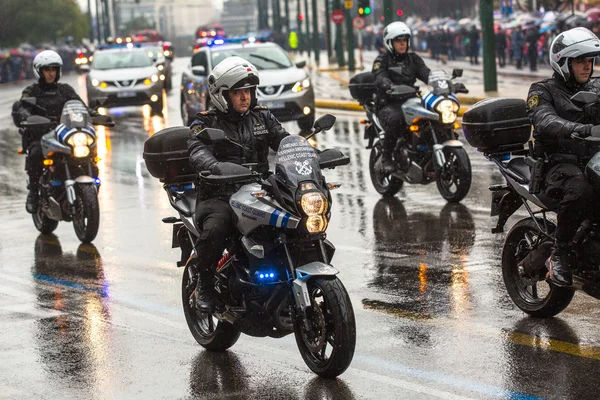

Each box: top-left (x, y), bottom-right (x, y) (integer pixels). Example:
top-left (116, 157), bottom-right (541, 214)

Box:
top-left (1, 60), bottom-right (600, 400)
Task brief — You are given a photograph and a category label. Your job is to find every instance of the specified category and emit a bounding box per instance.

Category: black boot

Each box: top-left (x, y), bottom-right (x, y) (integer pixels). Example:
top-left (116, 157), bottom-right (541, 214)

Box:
top-left (546, 242), bottom-right (573, 287)
top-left (26, 184), bottom-right (39, 214)
top-left (381, 151), bottom-right (396, 175)
top-left (194, 269), bottom-right (215, 312)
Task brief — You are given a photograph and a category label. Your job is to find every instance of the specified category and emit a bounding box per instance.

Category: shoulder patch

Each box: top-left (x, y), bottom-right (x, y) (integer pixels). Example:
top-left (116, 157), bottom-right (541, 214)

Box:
top-left (527, 94), bottom-right (539, 110)
top-left (254, 105), bottom-right (268, 110)
top-left (373, 62), bottom-right (382, 71)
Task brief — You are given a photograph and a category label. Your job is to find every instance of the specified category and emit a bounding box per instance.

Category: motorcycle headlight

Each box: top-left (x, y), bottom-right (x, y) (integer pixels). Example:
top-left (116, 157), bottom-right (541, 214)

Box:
top-left (436, 99), bottom-right (459, 124)
top-left (292, 78), bottom-right (311, 93)
top-left (306, 215), bottom-right (328, 233)
top-left (301, 191), bottom-right (328, 216)
top-left (67, 132), bottom-right (94, 158)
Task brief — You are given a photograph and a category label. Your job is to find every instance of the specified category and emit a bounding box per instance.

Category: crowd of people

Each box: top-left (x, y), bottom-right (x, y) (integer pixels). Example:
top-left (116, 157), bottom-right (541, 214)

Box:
top-left (0, 46), bottom-right (83, 84)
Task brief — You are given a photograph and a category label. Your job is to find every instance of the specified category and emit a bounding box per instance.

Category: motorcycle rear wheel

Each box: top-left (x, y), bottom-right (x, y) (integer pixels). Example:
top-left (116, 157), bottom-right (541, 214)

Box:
top-left (73, 184), bottom-right (100, 243)
top-left (294, 277), bottom-right (356, 378)
top-left (182, 264), bottom-right (240, 351)
top-left (436, 147), bottom-right (471, 203)
top-left (369, 141), bottom-right (403, 196)
top-left (502, 218), bottom-right (574, 317)
top-left (33, 198), bottom-right (59, 235)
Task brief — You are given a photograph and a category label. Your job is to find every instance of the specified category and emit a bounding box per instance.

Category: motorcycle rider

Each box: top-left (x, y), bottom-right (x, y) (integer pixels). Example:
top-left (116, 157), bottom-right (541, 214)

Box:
top-left (187, 57), bottom-right (290, 312)
top-left (372, 21), bottom-right (431, 174)
top-left (11, 50), bottom-right (93, 214)
top-left (526, 27), bottom-right (600, 287)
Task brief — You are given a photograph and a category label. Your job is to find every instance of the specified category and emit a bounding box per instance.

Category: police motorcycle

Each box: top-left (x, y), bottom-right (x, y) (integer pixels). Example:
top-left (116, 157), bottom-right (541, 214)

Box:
top-left (349, 68), bottom-right (472, 202)
top-left (462, 94), bottom-right (600, 317)
top-left (143, 114), bottom-right (356, 378)
top-left (19, 99), bottom-right (114, 243)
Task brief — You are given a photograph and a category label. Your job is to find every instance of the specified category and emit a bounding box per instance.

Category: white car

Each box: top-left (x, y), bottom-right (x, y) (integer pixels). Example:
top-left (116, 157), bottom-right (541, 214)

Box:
top-left (86, 47), bottom-right (164, 114)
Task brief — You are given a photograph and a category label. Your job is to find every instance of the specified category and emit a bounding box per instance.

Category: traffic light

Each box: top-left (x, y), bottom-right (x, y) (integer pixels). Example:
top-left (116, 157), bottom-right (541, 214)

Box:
top-left (397, 9), bottom-right (403, 16)
top-left (357, 0), bottom-right (371, 15)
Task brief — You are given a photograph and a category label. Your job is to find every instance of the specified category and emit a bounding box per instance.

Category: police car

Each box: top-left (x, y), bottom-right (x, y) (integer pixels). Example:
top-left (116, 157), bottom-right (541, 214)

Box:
top-left (180, 38), bottom-right (314, 129)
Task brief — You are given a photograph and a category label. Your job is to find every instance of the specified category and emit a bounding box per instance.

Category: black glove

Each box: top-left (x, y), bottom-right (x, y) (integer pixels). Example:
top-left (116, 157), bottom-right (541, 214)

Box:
top-left (573, 125), bottom-right (592, 138)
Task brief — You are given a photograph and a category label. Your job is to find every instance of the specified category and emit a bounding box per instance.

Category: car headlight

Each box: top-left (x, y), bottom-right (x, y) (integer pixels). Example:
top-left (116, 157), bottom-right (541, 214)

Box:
top-left (92, 78), bottom-right (99, 87)
top-left (157, 64), bottom-right (164, 71)
top-left (67, 132), bottom-right (94, 158)
top-left (151, 74), bottom-right (159, 82)
top-left (436, 99), bottom-right (459, 124)
top-left (292, 78), bottom-right (311, 93)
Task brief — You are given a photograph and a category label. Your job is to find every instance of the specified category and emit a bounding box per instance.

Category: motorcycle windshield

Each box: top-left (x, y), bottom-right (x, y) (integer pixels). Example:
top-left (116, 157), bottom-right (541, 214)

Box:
top-left (275, 135), bottom-right (321, 187)
top-left (60, 100), bottom-right (90, 129)
top-left (427, 71), bottom-right (452, 96)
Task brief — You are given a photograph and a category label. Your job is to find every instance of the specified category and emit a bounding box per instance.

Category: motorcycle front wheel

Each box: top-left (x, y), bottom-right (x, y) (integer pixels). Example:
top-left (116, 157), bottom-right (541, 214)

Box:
top-left (369, 141), bottom-right (403, 196)
top-left (436, 147), bottom-right (471, 203)
top-left (73, 184), bottom-right (100, 243)
top-left (181, 264), bottom-right (240, 351)
top-left (502, 218), bottom-right (574, 317)
top-left (294, 277), bottom-right (356, 378)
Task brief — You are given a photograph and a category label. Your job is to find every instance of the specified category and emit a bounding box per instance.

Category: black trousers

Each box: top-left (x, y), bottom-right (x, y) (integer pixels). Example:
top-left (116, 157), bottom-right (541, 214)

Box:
top-left (544, 163), bottom-right (594, 243)
top-left (378, 103), bottom-right (408, 152)
top-left (194, 197), bottom-right (236, 272)
top-left (26, 140), bottom-right (43, 187)
top-left (497, 49), bottom-right (506, 67)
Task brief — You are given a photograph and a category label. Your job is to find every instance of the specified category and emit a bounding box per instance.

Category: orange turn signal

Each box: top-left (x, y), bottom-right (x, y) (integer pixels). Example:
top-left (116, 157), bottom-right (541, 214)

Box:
top-left (93, 157), bottom-right (102, 163)
top-left (17, 149), bottom-right (24, 154)
top-left (454, 122), bottom-right (461, 130)
top-left (409, 125), bottom-right (419, 132)
top-left (43, 159), bottom-right (54, 166)
top-left (359, 119), bottom-right (368, 124)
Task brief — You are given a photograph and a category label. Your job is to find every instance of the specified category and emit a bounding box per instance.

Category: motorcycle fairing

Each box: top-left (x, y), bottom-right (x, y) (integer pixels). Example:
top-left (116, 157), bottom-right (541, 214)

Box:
top-left (401, 97), bottom-right (439, 123)
top-left (41, 131), bottom-right (71, 156)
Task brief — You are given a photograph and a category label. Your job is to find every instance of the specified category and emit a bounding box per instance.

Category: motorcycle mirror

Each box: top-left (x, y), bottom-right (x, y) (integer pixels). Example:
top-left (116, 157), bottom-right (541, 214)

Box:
top-left (452, 68), bottom-right (463, 78)
top-left (197, 127), bottom-right (227, 143)
top-left (313, 114), bottom-right (336, 132)
top-left (295, 60), bottom-right (307, 68)
top-left (571, 91), bottom-right (599, 105)
top-left (91, 115), bottom-right (115, 127)
top-left (21, 115), bottom-right (52, 127)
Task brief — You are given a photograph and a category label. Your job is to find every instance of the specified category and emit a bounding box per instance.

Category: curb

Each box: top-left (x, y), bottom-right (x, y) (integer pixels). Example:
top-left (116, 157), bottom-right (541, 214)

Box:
top-left (315, 98), bottom-right (470, 116)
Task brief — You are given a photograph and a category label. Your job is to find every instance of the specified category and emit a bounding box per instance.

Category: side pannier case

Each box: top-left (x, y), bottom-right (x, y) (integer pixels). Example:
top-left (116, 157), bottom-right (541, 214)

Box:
top-left (349, 72), bottom-right (376, 103)
top-left (143, 126), bottom-right (196, 183)
top-left (462, 98), bottom-right (532, 153)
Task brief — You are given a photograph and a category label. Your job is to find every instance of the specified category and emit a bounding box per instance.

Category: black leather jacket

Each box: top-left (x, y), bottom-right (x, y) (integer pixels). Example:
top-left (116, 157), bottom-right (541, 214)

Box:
top-left (372, 50), bottom-right (431, 106)
top-left (188, 106), bottom-right (289, 199)
top-left (527, 74), bottom-right (600, 157)
top-left (12, 82), bottom-right (86, 126)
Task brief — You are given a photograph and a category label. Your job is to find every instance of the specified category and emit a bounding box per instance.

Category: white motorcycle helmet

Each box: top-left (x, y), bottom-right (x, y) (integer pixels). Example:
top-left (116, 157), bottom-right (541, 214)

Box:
top-left (208, 56), bottom-right (259, 113)
top-left (383, 21), bottom-right (412, 54)
top-left (33, 50), bottom-right (63, 82)
top-left (550, 27), bottom-right (600, 82)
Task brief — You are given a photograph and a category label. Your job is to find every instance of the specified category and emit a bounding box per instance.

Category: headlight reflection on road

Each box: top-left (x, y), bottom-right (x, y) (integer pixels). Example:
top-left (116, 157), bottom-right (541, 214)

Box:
top-left (450, 254), bottom-right (471, 316)
top-left (419, 263), bottom-right (428, 294)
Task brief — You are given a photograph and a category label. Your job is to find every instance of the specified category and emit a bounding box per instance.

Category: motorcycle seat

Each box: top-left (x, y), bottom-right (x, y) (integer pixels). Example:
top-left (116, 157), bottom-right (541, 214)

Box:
top-left (506, 157), bottom-right (531, 183)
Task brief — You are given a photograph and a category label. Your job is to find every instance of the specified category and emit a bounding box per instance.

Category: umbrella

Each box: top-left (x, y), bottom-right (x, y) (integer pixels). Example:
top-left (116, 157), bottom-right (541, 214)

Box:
top-left (539, 24), bottom-right (555, 34)
top-left (585, 7), bottom-right (600, 22)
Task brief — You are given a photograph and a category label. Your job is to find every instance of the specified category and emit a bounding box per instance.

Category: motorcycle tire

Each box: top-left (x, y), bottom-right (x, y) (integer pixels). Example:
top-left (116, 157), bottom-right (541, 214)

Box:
top-left (73, 184), bottom-right (100, 243)
top-left (33, 200), bottom-right (59, 235)
top-left (294, 277), bottom-right (356, 378)
top-left (502, 218), bottom-right (574, 317)
top-left (181, 264), bottom-right (240, 351)
top-left (369, 141), bottom-right (403, 197)
top-left (435, 146), bottom-right (471, 203)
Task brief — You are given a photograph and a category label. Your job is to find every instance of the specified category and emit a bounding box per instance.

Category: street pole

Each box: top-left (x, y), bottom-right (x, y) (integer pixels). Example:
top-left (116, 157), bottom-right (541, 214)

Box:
top-left (284, 0), bottom-right (290, 36)
top-left (87, 0), bottom-right (94, 41)
top-left (383, 0), bottom-right (393, 26)
top-left (325, 0), bottom-right (332, 61)
top-left (95, 0), bottom-right (102, 43)
top-left (297, 0), bottom-right (303, 52)
top-left (304, 0), bottom-right (312, 59)
top-left (332, 0), bottom-right (345, 66)
top-left (480, 0), bottom-right (498, 91)
top-left (312, 0), bottom-right (320, 66)
top-left (344, 3), bottom-right (355, 71)
top-left (273, 0), bottom-right (281, 34)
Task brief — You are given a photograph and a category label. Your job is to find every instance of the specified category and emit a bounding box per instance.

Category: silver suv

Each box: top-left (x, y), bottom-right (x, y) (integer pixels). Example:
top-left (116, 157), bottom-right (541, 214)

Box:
top-left (180, 41), bottom-right (315, 129)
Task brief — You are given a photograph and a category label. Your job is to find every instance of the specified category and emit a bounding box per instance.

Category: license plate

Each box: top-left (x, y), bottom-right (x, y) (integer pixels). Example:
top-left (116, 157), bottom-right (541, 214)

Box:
top-left (117, 91), bottom-right (136, 98)
top-left (263, 101), bottom-right (285, 109)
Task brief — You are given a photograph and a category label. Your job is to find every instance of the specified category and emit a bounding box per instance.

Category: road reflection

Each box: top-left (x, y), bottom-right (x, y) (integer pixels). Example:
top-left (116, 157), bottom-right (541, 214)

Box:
top-left (188, 351), bottom-right (357, 399)
top-left (31, 234), bottom-right (110, 389)
top-left (364, 197), bottom-right (476, 324)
